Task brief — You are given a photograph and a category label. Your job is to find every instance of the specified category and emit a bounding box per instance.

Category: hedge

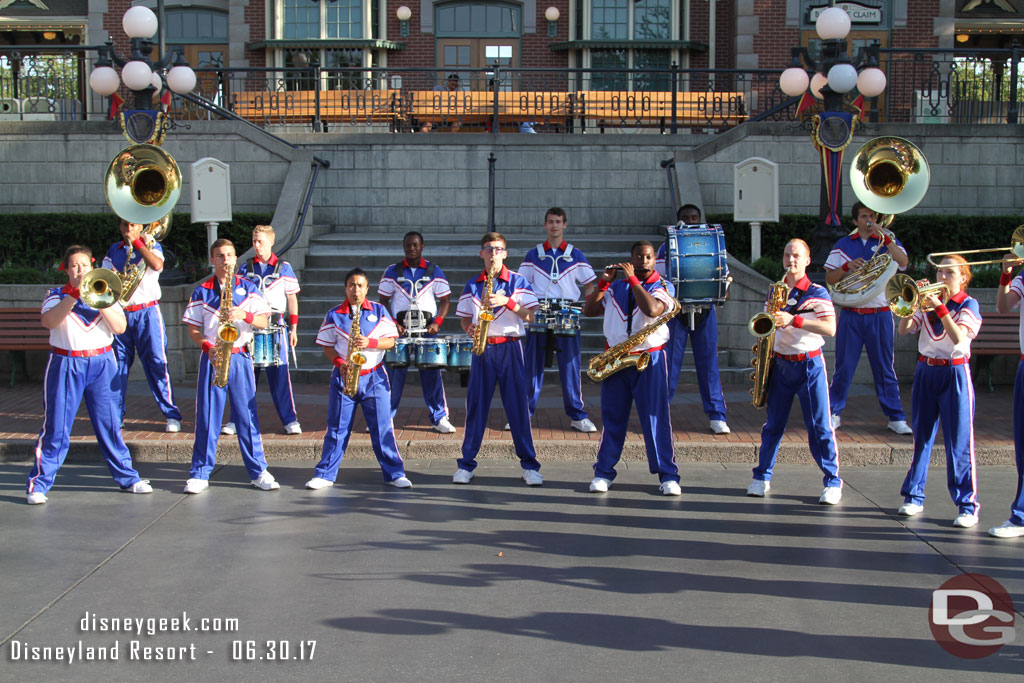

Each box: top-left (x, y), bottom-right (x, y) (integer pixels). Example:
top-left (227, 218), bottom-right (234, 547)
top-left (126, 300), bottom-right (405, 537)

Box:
top-left (0, 212), bottom-right (274, 283)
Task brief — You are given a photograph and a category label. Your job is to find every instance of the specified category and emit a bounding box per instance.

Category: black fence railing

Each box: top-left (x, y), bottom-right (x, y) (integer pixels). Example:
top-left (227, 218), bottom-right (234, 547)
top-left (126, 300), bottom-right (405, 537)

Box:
top-left (1, 46), bottom-right (1022, 132)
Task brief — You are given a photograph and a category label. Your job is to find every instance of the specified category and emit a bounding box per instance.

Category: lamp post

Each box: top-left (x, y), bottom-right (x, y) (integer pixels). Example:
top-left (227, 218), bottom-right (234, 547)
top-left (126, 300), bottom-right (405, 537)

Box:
top-left (544, 7), bottom-right (560, 38)
top-left (88, 6), bottom-right (197, 110)
top-left (396, 6), bottom-right (412, 39)
top-left (778, 4), bottom-right (887, 274)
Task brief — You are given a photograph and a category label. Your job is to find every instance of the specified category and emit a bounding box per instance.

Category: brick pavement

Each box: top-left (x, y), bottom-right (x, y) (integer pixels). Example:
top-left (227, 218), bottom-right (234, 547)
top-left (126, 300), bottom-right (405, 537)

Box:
top-left (0, 374), bottom-right (1014, 465)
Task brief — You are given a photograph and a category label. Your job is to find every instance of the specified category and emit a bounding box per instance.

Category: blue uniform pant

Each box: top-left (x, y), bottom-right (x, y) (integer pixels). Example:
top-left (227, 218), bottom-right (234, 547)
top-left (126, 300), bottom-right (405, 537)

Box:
top-left (665, 307), bottom-right (728, 420)
top-left (314, 365), bottom-right (406, 482)
top-left (755, 354), bottom-right (842, 488)
top-left (386, 337), bottom-right (449, 424)
top-left (1009, 361), bottom-right (1024, 525)
top-left (900, 362), bottom-right (978, 514)
top-left (190, 352), bottom-right (269, 480)
top-left (230, 322), bottom-right (298, 427)
top-left (593, 349), bottom-right (678, 483)
top-left (524, 330), bottom-right (587, 420)
top-left (459, 339), bottom-right (540, 472)
top-left (27, 351), bottom-right (142, 494)
top-left (113, 305), bottom-right (181, 421)
top-left (828, 309), bottom-right (906, 420)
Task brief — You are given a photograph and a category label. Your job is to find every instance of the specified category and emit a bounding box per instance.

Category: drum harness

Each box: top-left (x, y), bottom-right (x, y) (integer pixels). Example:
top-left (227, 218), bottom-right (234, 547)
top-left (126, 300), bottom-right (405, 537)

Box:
top-left (394, 262), bottom-right (438, 338)
top-left (536, 244), bottom-right (579, 368)
top-left (247, 258), bottom-right (298, 368)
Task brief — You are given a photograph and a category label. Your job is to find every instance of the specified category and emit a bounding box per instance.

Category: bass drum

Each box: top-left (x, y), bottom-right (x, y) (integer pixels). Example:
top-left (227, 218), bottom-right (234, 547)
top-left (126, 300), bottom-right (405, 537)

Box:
top-left (664, 224), bottom-right (728, 305)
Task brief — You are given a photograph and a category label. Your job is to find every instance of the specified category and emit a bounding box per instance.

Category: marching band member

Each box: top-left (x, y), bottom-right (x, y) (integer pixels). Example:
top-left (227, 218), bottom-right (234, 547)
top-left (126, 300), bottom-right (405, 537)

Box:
top-left (655, 204), bottom-right (730, 434)
top-left (991, 252), bottom-right (1024, 537)
top-left (306, 268), bottom-right (411, 489)
top-left (377, 231), bottom-right (456, 433)
top-left (824, 202), bottom-right (912, 434)
top-left (227, 224), bottom-right (302, 435)
top-left (896, 256), bottom-right (981, 527)
top-left (181, 239), bottom-right (279, 494)
top-left (454, 232), bottom-right (542, 485)
top-left (26, 246), bottom-right (152, 504)
top-left (582, 241), bottom-right (680, 496)
top-left (102, 219), bottom-right (182, 432)
top-left (747, 239), bottom-right (843, 504)
top-left (518, 207), bottom-right (597, 432)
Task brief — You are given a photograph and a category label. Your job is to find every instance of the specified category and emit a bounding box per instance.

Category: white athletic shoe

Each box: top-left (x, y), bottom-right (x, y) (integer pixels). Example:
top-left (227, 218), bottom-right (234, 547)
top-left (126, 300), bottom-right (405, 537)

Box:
top-left (589, 477), bottom-right (611, 493)
top-left (26, 492), bottom-right (47, 505)
top-left (452, 469), bottom-right (474, 484)
top-left (898, 502), bottom-right (923, 517)
top-left (433, 417), bottom-right (457, 434)
top-left (831, 414), bottom-right (841, 430)
top-left (570, 418), bottom-right (598, 433)
top-left (184, 478), bottom-right (209, 494)
top-left (387, 476), bottom-right (413, 488)
top-left (522, 470), bottom-right (544, 486)
top-left (126, 480), bottom-right (153, 494)
top-left (284, 421), bottom-right (302, 435)
top-left (988, 520), bottom-right (1024, 538)
top-left (888, 420), bottom-right (912, 435)
top-left (305, 477), bottom-right (334, 490)
top-left (502, 423), bottom-right (511, 431)
top-left (709, 420), bottom-right (731, 434)
top-left (953, 512), bottom-right (979, 529)
top-left (220, 423), bottom-right (236, 436)
top-left (659, 480), bottom-right (682, 496)
top-left (819, 486), bottom-right (843, 505)
top-left (251, 470), bottom-right (280, 491)
top-left (165, 419), bottom-right (181, 433)
top-left (746, 479), bottom-right (770, 497)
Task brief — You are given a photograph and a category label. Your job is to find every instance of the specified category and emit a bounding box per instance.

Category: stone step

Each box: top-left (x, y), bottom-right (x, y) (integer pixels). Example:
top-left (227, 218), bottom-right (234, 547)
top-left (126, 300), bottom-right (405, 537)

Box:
top-left (317, 224), bottom-right (672, 236)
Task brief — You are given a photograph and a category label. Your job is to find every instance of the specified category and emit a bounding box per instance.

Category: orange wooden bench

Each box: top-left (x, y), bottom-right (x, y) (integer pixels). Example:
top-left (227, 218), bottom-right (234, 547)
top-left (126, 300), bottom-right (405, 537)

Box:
top-left (970, 311), bottom-right (1020, 392)
top-left (0, 307), bottom-right (48, 386)
top-left (577, 90), bottom-right (746, 129)
top-left (230, 89), bottom-right (403, 126)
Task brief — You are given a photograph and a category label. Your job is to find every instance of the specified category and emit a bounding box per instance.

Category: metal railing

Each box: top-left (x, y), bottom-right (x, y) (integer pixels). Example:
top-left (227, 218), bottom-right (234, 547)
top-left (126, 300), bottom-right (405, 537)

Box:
top-left (2, 46), bottom-right (1023, 132)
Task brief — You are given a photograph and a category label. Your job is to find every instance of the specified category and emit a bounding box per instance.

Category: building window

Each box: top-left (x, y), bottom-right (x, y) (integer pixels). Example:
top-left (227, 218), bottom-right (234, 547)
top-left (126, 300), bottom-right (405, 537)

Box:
top-left (585, 0), bottom-right (674, 90)
top-left (165, 9), bottom-right (229, 44)
top-left (282, 0), bottom-right (365, 39)
top-left (326, 0), bottom-right (363, 39)
top-left (436, 2), bottom-right (521, 38)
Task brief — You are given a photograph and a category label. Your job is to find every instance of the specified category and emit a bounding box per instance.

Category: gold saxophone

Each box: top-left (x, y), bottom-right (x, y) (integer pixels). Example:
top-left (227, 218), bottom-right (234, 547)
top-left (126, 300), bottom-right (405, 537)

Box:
top-left (748, 281), bottom-right (788, 408)
top-left (471, 271), bottom-right (496, 356)
top-left (118, 238), bottom-right (147, 304)
top-left (587, 294), bottom-right (680, 382)
top-left (343, 305), bottom-right (367, 397)
top-left (212, 261), bottom-right (240, 388)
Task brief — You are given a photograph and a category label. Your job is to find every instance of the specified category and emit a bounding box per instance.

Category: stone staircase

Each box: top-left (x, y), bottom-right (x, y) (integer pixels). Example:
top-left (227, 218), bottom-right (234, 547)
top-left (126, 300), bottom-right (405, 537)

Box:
top-left (287, 229), bottom-right (757, 387)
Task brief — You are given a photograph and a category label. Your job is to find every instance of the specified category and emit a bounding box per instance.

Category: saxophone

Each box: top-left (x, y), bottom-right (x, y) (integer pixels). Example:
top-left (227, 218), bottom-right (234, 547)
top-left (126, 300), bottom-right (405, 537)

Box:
top-left (211, 261), bottom-right (240, 388)
top-left (471, 271), bottom-right (496, 356)
top-left (748, 281), bottom-right (789, 408)
top-left (342, 306), bottom-right (367, 397)
top-left (587, 295), bottom-right (680, 382)
top-left (118, 239), bottom-right (147, 304)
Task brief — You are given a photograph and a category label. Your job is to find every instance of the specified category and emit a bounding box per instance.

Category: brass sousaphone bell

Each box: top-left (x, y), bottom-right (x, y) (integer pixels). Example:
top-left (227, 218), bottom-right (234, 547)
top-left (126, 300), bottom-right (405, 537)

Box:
top-left (104, 144), bottom-right (182, 225)
top-left (850, 136), bottom-right (930, 216)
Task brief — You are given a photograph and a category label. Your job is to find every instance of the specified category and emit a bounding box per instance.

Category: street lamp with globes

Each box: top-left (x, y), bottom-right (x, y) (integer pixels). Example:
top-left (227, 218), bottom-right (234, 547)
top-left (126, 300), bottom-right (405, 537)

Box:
top-left (88, 6), bottom-right (197, 110)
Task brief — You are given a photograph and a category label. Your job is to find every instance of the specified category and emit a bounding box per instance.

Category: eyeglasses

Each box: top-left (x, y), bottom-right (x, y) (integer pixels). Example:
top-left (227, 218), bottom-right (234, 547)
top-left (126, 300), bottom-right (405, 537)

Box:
top-left (482, 246), bottom-right (507, 254)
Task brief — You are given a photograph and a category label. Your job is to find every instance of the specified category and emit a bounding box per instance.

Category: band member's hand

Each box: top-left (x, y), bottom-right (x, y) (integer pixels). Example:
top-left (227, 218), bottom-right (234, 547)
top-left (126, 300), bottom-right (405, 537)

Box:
top-left (845, 257), bottom-right (867, 272)
top-left (126, 224), bottom-right (142, 243)
top-left (351, 334), bottom-right (370, 350)
top-left (773, 311), bottom-right (794, 327)
top-left (923, 293), bottom-right (943, 311)
top-left (600, 265), bottom-right (619, 283)
top-left (427, 322), bottom-right (441, 335)
top-left (466, 323), bottom-right (478, 337)
top-left (490, 292), bottom-right (510, 308)
top-left (290, 329), bottom-right (298, 347)
top-left (396, 322), bottom-right (406, 336)
top-left (1001, 253), bottom-right (1023, 274)
top-left (619, 262), bottom-right (636, 280)
top-left (230, 307), bottom-right (246, 322)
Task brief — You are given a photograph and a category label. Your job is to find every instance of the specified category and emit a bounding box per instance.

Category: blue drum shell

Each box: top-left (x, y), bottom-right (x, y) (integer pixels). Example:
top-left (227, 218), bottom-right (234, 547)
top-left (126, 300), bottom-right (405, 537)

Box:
top-left (385, 338), bottom-right (413, 367)
top-left (665, 226), bottom-right (728, 303)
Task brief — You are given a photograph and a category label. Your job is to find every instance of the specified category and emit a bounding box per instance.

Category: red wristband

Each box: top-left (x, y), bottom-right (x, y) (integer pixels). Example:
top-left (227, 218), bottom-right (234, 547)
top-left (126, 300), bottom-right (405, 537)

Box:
top-left (366, 338), bottom-right (379, 349)
top-left (243, 311), bottom-right (255, 324)
top-left (598, 280), bottom-right (610, 292)
top-left (932, 304), bottom-right (950, 319)
top-left (289, 314), bottom-right (299, 326)
top-left (505, 300), bottom-right (518, 312)
top-left (131, 237), bottom-right (147, 251)
top-left (332, 356), bottom-right (344, 369)
top-left (62, 285), bottom-right (80, 299)
top-left (433, 316), bottom-right (444, 327)
top-left (627, 275), bottom-right (641, 287)
top-left (792, 315), bottom-right (805, 329)
top-left (841, 262), bottom-right (851, 273)
top-left (202, 341), bottom-right (214, 353)
top-left (1001, 271), bottom-right (1014, 287)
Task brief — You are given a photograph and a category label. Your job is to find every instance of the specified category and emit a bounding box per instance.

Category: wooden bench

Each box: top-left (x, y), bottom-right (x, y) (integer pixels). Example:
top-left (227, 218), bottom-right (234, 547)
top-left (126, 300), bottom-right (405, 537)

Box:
top-left (230, 89), bottom-right (404, 127)
top-left (576, 90), bottom-right (747, 130)
top-left (0, 308), bottom-right (48, 387)
top-left (970, 311), bottom-right (1019, 392)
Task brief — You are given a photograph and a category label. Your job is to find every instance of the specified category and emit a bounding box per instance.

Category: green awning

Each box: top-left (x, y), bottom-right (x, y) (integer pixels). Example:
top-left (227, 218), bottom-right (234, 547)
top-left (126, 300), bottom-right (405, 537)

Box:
top-left (246, 39), bottom-right (404, 51)
top-left (549, 40), bottom-right (706, 52)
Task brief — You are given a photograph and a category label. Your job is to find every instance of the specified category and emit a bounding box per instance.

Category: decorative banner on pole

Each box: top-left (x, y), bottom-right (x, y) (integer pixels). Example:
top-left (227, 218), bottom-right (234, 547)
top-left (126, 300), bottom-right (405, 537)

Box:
top-left (812, 111), bottom-right (858, 227)
top-left (118, 110), bottom-right (168, 146)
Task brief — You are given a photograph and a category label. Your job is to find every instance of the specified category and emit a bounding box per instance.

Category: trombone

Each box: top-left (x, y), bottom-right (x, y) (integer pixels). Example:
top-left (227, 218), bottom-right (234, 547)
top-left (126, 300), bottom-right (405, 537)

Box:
top-left (886, 274), bottom-right (949, 318)
top-left (926, 225), bottom-right (1024, 269)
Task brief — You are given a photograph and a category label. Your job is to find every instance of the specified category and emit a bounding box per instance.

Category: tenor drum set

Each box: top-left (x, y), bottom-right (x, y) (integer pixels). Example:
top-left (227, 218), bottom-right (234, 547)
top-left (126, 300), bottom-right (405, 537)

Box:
top-left (384, 335), bottom-right (476, 372)
top-left (530, 299), bottom-right (582, 336)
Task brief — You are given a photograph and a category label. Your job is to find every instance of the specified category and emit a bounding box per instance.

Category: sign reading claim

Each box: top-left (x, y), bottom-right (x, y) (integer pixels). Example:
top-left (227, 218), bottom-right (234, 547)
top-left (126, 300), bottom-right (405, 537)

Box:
top-left (807, 2), bottom-right (884, 24)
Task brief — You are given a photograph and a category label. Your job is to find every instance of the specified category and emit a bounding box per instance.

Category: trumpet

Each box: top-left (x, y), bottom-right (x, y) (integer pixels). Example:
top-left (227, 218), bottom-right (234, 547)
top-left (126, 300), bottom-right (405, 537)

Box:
top-left (79, 268), bottom-right (123, 309)
top-left (885, 274), bottom-right (950, 318)
top-left (926, 225), bottom-right (1024, 269)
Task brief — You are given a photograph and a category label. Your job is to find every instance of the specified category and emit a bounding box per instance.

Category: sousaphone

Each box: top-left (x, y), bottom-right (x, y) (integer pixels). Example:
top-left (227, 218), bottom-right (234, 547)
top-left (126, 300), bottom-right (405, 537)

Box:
top-left (104, 144), bottom-right (182, 225)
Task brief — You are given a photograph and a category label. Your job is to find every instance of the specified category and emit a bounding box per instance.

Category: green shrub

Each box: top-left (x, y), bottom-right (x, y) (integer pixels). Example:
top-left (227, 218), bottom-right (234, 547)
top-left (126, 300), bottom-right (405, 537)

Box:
top-left (0, 266), bottom-right (63, 284)
top-left (750, 256), bottom-right (785, 282)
